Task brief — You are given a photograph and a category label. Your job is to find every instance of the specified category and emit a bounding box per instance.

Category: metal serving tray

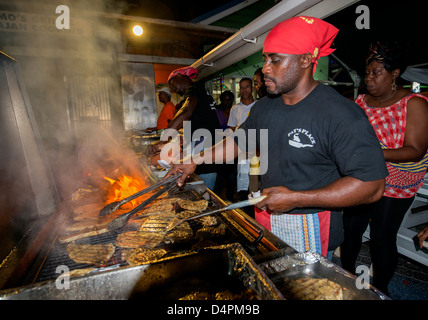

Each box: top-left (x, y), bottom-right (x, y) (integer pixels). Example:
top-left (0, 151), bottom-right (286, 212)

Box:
top-left (258, 251), bottom-right (390, 300)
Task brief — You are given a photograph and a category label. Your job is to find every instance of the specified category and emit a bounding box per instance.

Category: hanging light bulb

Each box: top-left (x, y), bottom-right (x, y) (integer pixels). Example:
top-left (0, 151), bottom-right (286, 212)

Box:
top-left (132, 25), bottom-right (143, 36)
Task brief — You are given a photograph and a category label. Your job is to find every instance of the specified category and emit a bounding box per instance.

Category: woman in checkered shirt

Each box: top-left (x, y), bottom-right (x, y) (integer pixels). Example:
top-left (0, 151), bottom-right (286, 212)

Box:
top-left (341, 40), bottom-right (428, 296)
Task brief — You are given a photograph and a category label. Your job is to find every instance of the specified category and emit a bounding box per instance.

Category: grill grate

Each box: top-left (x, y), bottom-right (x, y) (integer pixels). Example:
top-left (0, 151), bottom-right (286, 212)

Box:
top-left (35, 190), bottom-right (248, 283)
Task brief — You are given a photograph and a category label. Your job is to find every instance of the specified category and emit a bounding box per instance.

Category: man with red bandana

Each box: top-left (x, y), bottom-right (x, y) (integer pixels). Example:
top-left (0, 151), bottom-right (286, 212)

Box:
top-left (166, 16), bottom-right (387, 258)
top-left (149, 66), bottom-right (221, 190)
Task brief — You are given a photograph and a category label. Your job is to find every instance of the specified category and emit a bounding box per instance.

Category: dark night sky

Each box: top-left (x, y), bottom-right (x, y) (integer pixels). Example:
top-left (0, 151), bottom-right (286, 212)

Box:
top-left (325, 0), bottom-right (428, 75)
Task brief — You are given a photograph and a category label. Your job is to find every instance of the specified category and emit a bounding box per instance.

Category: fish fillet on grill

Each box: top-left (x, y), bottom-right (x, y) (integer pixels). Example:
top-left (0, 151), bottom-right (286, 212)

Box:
top-left (122, 247), bottom-right (168, 265)
top-left (281, 277), bottom-right (343, 300)
top-left (73, 203), bottom-right (104, 216)
top-left (177, 199), bottom-right (208, 212)
top-left (66, 243), bottom-right (115, 266)
top-left (59, 224), bottom-right (110, 243)
top-left (165, 221), bottom-right (193, 243)
top-left (176, 210), bottom-right (218, 227)
top-left (138, 213), bottom-right (177, 232)
top-left (137, 198), bottom-right (180, 215)
top-left (66, 218), bottom-right (109, 232)
top-left (195, 225), bottom-right (227, 239)
top-left (115, 231), bottom-right (165, 248)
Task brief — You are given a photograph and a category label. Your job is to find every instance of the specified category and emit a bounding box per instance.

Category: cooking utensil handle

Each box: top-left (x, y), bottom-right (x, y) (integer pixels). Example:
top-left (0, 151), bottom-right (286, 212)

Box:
top-left (225, 195), bottom-right (266, 210)
top-left (239, 212), bottom-right (265, 245)
top-left (224, 195), bottom-right (266, 245)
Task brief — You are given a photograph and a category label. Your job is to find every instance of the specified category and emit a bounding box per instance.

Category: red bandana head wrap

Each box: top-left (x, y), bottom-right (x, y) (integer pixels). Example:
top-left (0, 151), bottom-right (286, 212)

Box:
top-left (168, 66), bottom-right (198, 82)
top-left (263, 16), bottom-right (339, 74)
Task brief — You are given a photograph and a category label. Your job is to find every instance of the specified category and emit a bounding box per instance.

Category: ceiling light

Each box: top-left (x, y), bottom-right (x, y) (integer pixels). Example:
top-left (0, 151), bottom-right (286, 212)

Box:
top-left (132, 25), bottom-right (143, 36)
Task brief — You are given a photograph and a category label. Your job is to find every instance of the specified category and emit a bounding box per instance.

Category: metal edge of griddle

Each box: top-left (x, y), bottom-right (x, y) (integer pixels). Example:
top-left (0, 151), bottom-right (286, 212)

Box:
top-left (205, 189), bottom-right (290, 254)
top-left (1, 200), bottom-right (75, 289)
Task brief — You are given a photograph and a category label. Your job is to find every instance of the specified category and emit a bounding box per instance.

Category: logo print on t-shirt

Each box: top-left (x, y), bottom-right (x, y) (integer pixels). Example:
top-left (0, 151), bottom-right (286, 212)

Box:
top-left (288, 129), bottom-right (316, 148)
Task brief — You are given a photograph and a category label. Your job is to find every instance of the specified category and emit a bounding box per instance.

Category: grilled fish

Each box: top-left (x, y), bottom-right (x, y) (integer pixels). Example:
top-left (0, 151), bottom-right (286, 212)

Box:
top-left (137, 198), bottom-right (180, 215)
top-left (122, 247), bottom-right (168, 265)
top-left (177, 199), bottom-right (208, 212)
top-left (195, 225), bottom-right (226, 240)
top-left (116, 231), bottom-right (165, 248)
top-left (165, 222), bottom-right (193, 243)
top-left (138, 213), bottom-right (177, 233)
top-left (66, 243), bottom-right (115, 266)
top-left (280, 277), bottom-right (343, 300)
top-left (176, 210), bottom-right (218, 227)
top-left (59, 225), bottom-right (110, 243)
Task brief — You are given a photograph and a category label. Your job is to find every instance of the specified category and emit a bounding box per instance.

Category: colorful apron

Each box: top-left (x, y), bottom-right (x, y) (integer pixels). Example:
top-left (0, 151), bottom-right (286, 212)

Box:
top-left (255, 207), bottom-right (331, 257)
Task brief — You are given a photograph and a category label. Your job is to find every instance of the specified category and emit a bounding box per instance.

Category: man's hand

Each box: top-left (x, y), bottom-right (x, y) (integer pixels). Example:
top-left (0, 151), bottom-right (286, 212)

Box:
top-left (256, 186), bottom-right (297, 213)
top-left (417, 225), bottom-right (428, 248)
top-left (147, 140), bottom-right (167, 157)
top-left (164, 162), bottom-right (197, 187)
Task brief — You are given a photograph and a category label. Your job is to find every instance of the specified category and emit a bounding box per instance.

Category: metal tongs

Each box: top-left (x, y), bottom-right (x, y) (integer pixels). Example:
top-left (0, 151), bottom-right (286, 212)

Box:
top-left (99, 172), bottom-right (182, 216)
top-left (107, 179), bottom-right (178, 231)
top-left (166, 195), bottom-right (267, 232)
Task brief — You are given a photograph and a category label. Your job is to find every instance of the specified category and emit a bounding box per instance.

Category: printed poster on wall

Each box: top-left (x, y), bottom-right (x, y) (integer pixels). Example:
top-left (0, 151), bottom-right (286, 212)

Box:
top-left (120, 62), bottom-right (157, 131)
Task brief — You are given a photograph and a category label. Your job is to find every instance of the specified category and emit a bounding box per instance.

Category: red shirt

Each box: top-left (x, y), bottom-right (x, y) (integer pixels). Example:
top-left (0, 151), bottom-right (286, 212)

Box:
top-left (156, 101), bottom-right (176, 129)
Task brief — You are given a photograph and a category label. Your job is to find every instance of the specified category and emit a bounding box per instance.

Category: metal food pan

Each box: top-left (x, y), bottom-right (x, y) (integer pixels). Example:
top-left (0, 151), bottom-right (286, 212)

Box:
top-left (258, 251), bottom-right (389, 300)
top-left (0, 244), bottom-right (284, 300)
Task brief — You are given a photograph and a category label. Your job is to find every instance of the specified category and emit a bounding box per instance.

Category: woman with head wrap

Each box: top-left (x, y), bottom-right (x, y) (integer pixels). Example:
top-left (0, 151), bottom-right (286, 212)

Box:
top-left (165, 16), bottom-right (387, 259)
top-left (340, 40), bottom-right (428, 296)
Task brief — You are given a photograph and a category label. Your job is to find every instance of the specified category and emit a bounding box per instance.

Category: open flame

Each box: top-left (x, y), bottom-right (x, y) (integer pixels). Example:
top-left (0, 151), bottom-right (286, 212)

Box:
top-left (104, 174), bottom-right (147, 209)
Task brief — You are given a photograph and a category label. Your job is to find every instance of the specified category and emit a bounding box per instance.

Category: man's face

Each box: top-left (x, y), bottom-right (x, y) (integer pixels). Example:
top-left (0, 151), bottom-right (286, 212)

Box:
top-left (168, 76), bottom-right (186, 96)
top-left (262, 52), bottom-right (301, 95)
top-left (158, 91), bottom-right (168, 103)
top-left (221, 95), bottom-right (234, 109)
top-left (253, 73), bottom-right (264, 95)
top-left (239, 79), bottom-right (253, 100)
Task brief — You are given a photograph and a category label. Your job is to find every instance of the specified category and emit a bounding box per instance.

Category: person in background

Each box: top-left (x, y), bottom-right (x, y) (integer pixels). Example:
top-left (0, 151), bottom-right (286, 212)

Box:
top-left (227, 78), bottom-right (256, 131)
top-left (215, 90), bottom-right (234, 130)
top-left (253, 67), bottom-right (268, 98)
top-left (148, 66), bottom-right (220, 190)
top-left (227, 78), bottom-right (257, 215)
top-left (249, 68), bottom-right (268, 201)
top-left (340, 40), bottom-right (428, 296)
top-left (165, 16), bottom-right (387, 260)
top-left (145, 86), bottom-right (176, 132)
top-left (214, 90), bottom-right (236, 201)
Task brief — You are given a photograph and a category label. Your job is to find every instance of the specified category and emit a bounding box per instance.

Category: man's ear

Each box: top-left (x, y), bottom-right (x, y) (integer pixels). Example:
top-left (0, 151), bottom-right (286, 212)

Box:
top-left (300, 53), bottom-right (313, 70)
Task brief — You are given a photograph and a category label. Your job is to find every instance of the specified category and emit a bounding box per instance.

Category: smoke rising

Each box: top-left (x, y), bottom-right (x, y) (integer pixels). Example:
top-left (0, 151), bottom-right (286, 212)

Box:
top-left (0, 0), bottom-right (153, 200)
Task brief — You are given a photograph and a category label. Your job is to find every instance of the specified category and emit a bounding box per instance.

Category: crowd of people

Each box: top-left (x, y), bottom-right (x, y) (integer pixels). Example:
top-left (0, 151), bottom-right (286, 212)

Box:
top-left (147, 15), bottom-right (428, 297)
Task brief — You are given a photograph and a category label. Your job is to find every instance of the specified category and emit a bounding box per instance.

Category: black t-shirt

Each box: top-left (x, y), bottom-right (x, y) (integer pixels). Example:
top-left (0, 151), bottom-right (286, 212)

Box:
top-left (183, 82), bottom-right (221, 174)
top-left (236, 83), bottom-right (388, 215)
